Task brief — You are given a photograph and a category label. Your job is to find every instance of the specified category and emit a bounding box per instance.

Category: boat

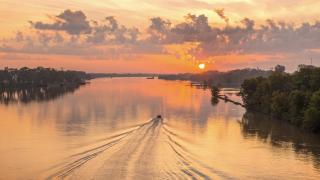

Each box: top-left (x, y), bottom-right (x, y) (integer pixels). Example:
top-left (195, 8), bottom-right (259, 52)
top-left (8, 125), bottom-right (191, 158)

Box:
top-left (155, 115), bottom-right (163, 123)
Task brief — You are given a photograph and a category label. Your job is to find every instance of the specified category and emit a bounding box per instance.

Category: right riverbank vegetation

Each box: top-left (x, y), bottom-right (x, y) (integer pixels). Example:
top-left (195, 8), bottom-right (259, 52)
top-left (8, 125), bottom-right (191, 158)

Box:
top-left (240, 64), bottom-right (320, 133)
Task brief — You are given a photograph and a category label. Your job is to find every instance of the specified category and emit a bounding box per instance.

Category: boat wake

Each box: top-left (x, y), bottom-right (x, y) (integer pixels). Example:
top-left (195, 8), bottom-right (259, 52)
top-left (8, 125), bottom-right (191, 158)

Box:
top-left (43, 117), bottom-right (233, 180)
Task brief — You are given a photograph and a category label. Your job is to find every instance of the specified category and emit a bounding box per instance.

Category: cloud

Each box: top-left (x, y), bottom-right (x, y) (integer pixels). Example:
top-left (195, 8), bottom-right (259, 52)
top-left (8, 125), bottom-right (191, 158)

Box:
top-left (87, 16), bottom-right (140, 44)
top-left (30, 10), bottom-right (91, 35)
top-left (148, 14), bottom-right (214, 44)
top-left (1, 9), bottom-right (320, 64)
top-left (214, 9), bottom-right (229, 24)
top-left (147, 17), bottom-right (171, 43)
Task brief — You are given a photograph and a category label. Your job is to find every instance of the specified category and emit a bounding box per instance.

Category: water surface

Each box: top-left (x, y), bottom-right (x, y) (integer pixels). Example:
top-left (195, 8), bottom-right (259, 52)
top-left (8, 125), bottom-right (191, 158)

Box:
top-left (1, 78), bottom-right (320, 179)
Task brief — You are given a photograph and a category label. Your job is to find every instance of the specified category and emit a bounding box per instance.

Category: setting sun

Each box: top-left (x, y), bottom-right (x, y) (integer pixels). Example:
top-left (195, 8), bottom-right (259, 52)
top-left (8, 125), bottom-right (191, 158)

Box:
top-left (198, 63), bottom-right (206, 70)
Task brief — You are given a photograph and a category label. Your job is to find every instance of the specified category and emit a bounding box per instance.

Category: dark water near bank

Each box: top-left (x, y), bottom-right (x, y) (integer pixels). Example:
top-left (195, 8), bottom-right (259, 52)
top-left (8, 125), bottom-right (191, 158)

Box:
top-left (0, 78), bottom-right (320, 179)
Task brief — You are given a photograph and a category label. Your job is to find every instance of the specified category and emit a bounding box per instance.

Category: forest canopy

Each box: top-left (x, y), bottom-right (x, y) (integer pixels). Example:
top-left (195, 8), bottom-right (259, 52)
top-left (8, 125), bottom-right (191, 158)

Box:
top-left (240, 65), bottom-right (320, 133)
top-left (0, 67), bottom-right (88, 88)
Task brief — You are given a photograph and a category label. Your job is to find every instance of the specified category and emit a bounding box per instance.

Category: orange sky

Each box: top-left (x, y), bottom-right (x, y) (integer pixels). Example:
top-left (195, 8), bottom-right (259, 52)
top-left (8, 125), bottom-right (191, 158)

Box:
top-left (1, 0), bottom-right (320, 73)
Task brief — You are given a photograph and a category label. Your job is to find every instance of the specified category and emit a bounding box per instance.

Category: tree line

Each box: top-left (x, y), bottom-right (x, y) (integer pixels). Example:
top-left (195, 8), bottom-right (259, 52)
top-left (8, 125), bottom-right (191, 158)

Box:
top-left (240, 65), bottom-right (320, 133)
top-left (159, 68), bottom-right (272, 87)
top-left (0, 67), bottom-right (89, 88)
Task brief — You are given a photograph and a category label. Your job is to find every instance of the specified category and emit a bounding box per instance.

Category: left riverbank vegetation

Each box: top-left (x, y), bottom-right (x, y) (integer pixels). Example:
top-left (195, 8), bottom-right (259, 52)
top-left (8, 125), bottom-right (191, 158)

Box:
top-left (0, 67), bottom-right (90, 104)
top-left (240, 64), bottom-right (320, 133)
top-left (0, 67), bottom-right (90, 88)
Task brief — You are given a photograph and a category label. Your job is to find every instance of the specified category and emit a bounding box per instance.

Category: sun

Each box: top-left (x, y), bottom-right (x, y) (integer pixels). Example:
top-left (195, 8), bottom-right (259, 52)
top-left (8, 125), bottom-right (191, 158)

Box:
top-left (198, 63), bottom-right (206, 70)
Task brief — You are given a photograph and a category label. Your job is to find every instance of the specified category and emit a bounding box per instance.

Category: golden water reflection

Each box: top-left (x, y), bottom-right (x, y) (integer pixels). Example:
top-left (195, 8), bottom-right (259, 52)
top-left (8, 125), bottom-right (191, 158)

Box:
top-left (0, 78), bottom-right (319, 179)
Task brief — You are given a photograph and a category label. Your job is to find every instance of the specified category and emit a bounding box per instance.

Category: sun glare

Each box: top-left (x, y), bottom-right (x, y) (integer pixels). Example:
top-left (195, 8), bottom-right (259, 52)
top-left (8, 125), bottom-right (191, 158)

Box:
top-left (198, 63), bottom-right (206, 70)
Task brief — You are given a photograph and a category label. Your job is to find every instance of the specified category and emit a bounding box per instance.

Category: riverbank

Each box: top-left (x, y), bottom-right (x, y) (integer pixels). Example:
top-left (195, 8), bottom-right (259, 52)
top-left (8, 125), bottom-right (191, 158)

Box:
top-left (0, 67), bottom-right (89, 89)
top-left (159, 68), bottom-right (272, 88)
top-left (240, 65), bottom-right (320, 133)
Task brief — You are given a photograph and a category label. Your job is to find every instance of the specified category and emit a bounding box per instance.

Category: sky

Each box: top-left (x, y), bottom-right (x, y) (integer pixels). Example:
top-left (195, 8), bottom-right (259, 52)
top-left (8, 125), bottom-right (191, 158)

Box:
top-left (1, 0), bottom-right (320, 73)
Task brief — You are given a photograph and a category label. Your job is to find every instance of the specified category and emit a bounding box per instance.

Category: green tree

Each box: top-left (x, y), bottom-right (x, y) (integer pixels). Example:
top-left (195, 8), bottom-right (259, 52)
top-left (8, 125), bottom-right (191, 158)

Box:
top-left (288, 90), bottom-right (309, 125)
top-left (271, 92), bottom-right (289, 120)
top-left (239, 65), bottom-right (320, 133)
top-left (304, 91), bottom-right (320, 132)
top-left (210, 85), bottom-right (220, 98)
top-left (310, 68), bottom-right (320, 91)
top-left (268, 72), bottom-right (291, 92)
top-left (274, 65), bottom-right (285, 73)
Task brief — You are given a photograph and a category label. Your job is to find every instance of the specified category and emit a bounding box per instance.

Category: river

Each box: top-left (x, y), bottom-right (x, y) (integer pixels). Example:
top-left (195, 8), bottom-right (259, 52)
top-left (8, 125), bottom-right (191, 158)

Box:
top-left (0, 78), bottom-right (320, 179)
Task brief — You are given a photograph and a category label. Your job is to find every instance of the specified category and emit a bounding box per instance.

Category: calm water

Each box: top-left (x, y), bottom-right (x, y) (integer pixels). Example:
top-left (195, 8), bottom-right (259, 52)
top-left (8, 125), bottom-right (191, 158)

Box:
top-left (1, 78), bottom-right (320, 179)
